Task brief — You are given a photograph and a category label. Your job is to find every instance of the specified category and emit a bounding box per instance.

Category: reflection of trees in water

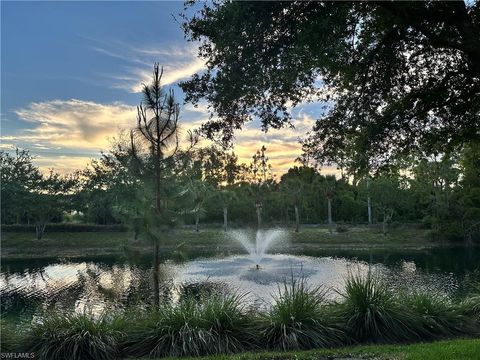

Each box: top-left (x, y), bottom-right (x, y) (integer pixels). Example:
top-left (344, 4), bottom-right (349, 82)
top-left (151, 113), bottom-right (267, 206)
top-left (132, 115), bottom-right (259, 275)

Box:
top-left (0, 269), bottom-right (84, 317)
top-left (4, 249), bottom-right (478, 319)
top-left (1, 261), bottom-right (211, 317)
top-left (1, 262), bottom-right (144, 316)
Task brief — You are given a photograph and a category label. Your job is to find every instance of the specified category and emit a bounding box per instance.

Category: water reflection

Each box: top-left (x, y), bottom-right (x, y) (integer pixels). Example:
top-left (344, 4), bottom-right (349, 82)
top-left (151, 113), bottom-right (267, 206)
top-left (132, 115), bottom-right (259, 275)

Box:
top-left (2, 246), bottom-right (475, 321)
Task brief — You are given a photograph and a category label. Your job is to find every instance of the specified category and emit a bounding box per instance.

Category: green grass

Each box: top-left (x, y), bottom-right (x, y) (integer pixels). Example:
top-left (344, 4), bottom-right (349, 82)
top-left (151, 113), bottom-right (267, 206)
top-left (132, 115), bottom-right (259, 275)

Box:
top-left (1, 227), bottom-right (439, 260)
top-left (156, 338), bottom-right (480, 360)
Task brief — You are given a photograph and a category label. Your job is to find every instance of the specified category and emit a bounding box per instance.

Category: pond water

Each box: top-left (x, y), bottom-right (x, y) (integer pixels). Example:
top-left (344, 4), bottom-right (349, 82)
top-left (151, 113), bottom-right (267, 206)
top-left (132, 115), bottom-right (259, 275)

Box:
top-left (1, 243), bottom-right (479, 321)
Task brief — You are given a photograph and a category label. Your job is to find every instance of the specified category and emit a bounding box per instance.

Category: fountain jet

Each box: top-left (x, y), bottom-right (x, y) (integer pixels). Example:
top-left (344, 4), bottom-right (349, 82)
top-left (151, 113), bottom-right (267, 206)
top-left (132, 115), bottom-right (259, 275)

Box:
top-left (230, 229), bottom-right (286, 267)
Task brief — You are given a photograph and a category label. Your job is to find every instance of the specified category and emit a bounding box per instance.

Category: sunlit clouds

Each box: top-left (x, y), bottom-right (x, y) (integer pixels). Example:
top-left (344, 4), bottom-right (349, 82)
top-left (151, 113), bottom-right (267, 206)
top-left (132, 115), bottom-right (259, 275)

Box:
top-left (92, 42), bottom-right (207, 93)
top-left (12, 99), bottom-right (136, 150)
top-left (5, 98), bottom-right (338, 177)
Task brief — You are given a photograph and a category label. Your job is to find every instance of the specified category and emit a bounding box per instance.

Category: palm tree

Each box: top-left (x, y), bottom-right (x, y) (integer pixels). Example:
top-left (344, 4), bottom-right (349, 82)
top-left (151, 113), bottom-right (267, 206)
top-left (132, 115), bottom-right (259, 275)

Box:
top-left (280, 178), bottom-right (303, 232)
top-left (187, 179), bottom-right (209, 232)
top-left (321, 175), bottom-right (336, 234)
top-left (218, 189), bottom-right (237, 232)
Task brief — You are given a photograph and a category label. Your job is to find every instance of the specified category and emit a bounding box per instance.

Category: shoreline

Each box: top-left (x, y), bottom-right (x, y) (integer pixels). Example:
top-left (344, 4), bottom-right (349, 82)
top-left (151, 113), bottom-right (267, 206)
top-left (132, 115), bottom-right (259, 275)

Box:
top-left (1, 227), bottom-right (473, 261)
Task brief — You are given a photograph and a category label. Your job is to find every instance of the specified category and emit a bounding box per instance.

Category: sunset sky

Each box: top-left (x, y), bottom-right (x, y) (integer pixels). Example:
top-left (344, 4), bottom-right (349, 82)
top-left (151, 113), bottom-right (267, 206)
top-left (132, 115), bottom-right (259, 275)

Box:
top-left (1, 1), bottom-right (337, 177)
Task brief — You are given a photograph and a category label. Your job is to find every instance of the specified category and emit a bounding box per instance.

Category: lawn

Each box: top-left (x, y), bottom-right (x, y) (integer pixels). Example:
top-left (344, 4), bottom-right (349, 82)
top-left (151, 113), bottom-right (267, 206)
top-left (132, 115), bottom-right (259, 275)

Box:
top-left (0, 226), bottom-right (447, 260)
top-left (158, 338), bottom-right (480, 360)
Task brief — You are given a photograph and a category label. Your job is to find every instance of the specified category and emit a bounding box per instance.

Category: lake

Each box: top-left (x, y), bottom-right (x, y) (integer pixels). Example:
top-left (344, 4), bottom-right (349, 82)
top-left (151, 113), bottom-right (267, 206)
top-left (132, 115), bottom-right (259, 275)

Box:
top-left (1, 245), bottom-right (479, 322)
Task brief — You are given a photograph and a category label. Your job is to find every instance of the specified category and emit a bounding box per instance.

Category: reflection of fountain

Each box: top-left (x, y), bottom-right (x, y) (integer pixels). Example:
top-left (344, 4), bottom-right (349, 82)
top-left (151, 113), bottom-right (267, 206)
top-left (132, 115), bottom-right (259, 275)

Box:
top-left (230, 229), bottom-right (286, 267)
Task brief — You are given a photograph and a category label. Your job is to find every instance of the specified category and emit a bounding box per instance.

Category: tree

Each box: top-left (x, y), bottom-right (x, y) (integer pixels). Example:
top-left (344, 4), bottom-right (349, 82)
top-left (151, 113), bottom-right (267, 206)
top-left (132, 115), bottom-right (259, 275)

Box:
top-left (187, 178), bottom-right (210, 232)
top-left (321, 175), bottom-right (337, 234)
top-left (458, 142), bottom-right (480, 244)
top-left (217, 188), bottom-right (237, 232)
top-left (181, 1), bottom-right (480, 173)
top-left (133, 63), bottom-right (197, 306)
top-left (357, 177), bottom-right (374, 224)
top-left (81, 132), bottom-right (150, 238)
top-left (29, 170), bottom-right (77, 240)
top-left (279, 166), bottom-right (317, 232)
top-left (248, 145), bottom-right (274, 229)
top-left (1, 149), bottom-right (41, 224)
top-left (1, 150), bottom-right (77, 239)
top-left (409, 155), bottom-right (460, 235)
top-left (369, 175), bottom-right (406, 235)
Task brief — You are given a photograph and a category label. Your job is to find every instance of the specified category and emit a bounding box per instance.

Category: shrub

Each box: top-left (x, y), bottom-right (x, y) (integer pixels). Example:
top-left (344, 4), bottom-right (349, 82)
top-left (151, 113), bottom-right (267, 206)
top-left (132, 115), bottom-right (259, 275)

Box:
top-left (335, 225), bottom-right (349, 233)
top-left (1, 318), bottom-right (22, 352)
top-left (458, 294), bottom-right (480, 325)
top-left (25, 312), bottom-right (123, 360)
top-left (260, 278), bottom-right (345, 350)
top-left (336, 272), bottom-right (420, 343)
top-left (457, 276), bottom-right (480, 325)
top-left (404, 292), bottom-right (475, 339)
top-left (125, 292), bottom-right (255, 357)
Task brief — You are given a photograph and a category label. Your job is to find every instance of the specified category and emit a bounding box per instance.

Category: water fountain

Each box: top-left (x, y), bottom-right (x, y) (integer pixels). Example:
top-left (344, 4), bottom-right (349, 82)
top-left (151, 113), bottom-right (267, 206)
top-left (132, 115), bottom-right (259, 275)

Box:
top-left (229, 229), bottom-right (286, 268)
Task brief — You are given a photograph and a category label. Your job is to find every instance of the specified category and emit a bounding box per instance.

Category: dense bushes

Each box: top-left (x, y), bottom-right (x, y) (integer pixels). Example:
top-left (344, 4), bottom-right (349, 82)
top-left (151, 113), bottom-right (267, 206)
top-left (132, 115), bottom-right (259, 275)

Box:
top-left (7, 275), bottom-right (480, 360)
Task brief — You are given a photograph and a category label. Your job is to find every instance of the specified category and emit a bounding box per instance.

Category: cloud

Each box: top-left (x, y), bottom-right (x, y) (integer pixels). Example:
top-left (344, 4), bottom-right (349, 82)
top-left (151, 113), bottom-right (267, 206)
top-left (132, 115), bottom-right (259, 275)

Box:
top-left (227, 114), bottom-right (313, 176)
top-left (7, 98), bottom-right (340, 177)
top-left (13, 99), bottom-right (136, 150)
top-left (6, 97), bottom-right (206, 173)
top-left (184, 111), bottom-right (340, 177)
top-left (34, 154), bottom-right (92, 174)
top-left (124, 56), bottom-right (205, 93)
top-left (92, 42), bottom-right (206, 92)
top-left (0, 143), bottom-right (16, 150)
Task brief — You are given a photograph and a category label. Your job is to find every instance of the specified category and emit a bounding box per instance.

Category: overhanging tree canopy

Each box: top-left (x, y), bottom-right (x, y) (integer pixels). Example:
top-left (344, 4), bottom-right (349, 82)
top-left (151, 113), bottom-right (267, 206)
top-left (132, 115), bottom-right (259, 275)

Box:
top-left (181, 0), bottom-right (480, 173)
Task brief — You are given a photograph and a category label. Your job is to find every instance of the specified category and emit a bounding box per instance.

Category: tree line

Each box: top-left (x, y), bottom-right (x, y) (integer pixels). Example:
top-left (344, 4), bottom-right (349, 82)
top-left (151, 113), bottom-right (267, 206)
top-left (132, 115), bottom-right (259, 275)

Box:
top-left (2, 139), bottom-right (479, 243)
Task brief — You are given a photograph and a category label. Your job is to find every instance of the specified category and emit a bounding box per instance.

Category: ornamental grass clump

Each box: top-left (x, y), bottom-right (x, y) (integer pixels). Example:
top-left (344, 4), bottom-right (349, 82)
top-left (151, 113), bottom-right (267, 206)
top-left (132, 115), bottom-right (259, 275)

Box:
top-left (337, 272), bottom-right (420, 343)
top-left (405, 292), bottom-right (476, 339)
top-left (125, 292), bottom-right (256, 358)
top-left (458, 293), bottom-right (480, 326)
top-left (1, 318), bottom-right (23, 353)
top-left (260, 277), bottom-right (345, 351)
top-left (25, 312), bottom-right (123, 360)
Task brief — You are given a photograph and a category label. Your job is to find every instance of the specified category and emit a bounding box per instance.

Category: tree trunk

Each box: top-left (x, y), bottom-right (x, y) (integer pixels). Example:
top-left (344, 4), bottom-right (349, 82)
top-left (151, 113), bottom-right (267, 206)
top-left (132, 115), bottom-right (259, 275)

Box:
top-left (35, 223), bottom-right (46, 240)
top-left (382, 212), bottom-right (387, 236)
top-left (367, 196), bottom-right (372, 224)
top-left (133, 208), bottom-right (139, 240)
top-left (195, 212), bottom-right (200, 232)
top-left (223, 207), bottom-right (228, 232)
top-left (256, 203), bottom-right (262, 230)
top-left (327, 198), bottom-right (333, 234)
top-left (152, 138), bottom-right (162, 307)
top-left (152, 242), bottom-right (160, 306)
top-left (294, 204), bottom-right (300, 233)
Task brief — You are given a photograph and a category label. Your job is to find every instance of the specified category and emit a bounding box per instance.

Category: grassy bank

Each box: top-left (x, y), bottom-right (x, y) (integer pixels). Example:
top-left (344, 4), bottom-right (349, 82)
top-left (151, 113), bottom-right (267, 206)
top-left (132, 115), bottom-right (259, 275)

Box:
top-left (163, 338), bottom-right (480, 360)
top-left (0, 226), bottom-right (456, 260)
